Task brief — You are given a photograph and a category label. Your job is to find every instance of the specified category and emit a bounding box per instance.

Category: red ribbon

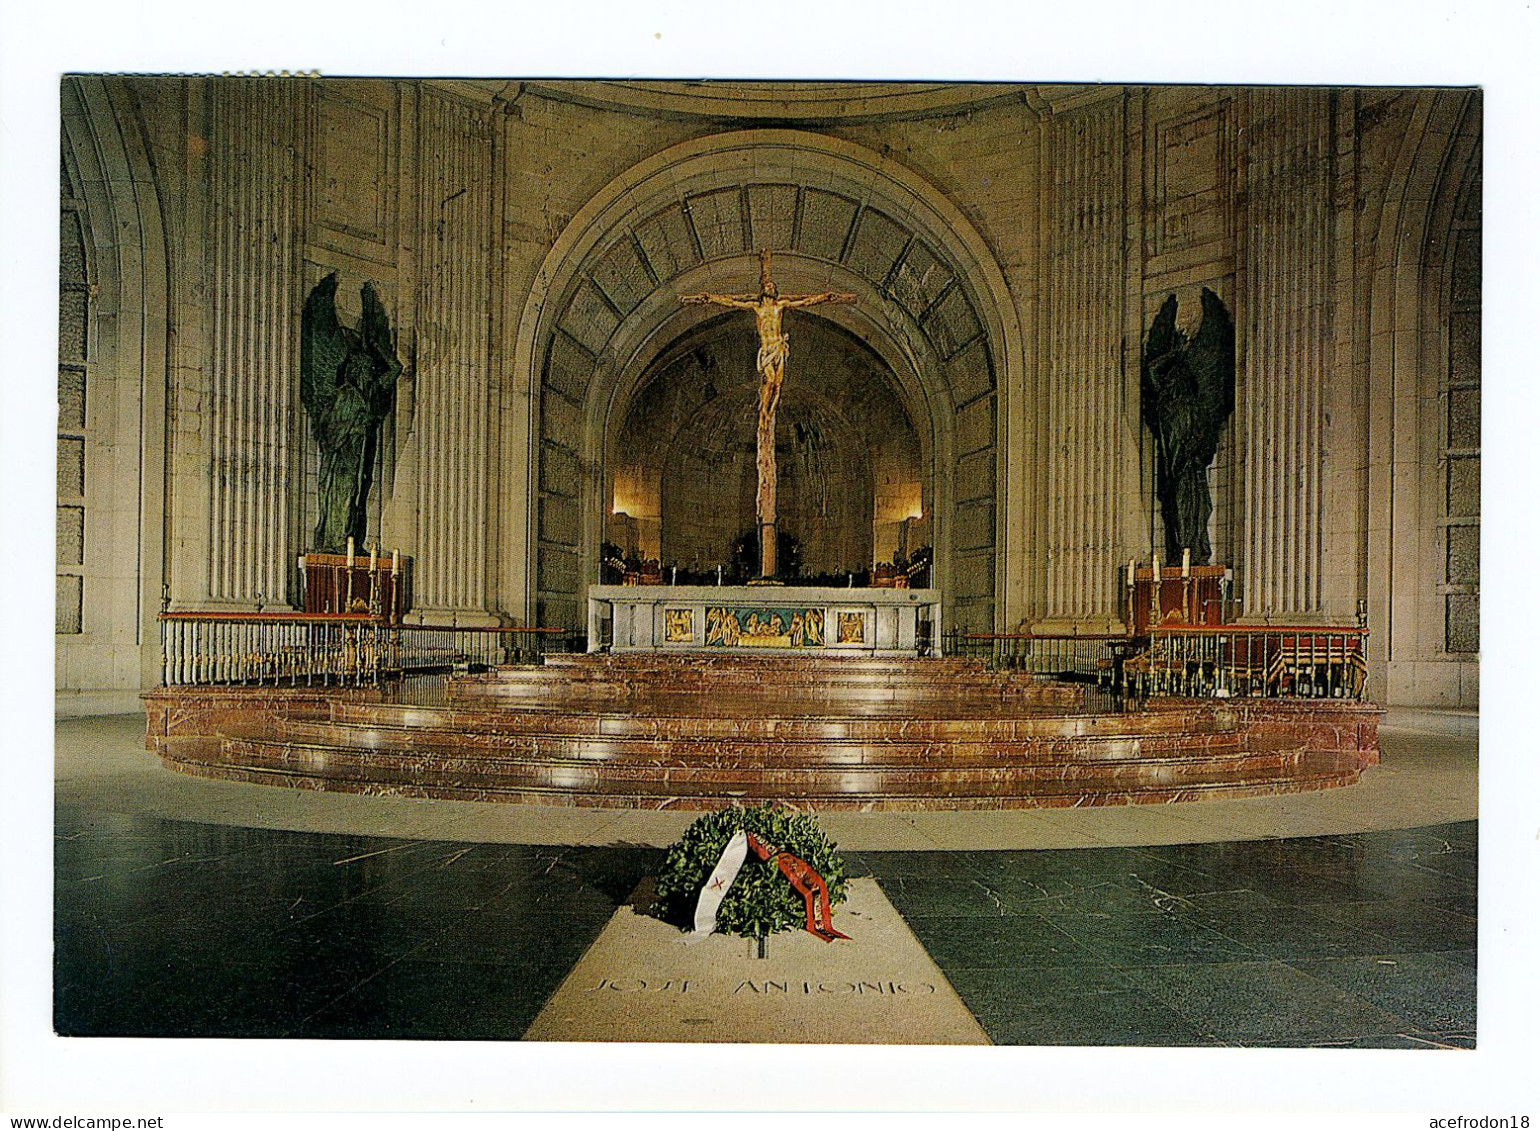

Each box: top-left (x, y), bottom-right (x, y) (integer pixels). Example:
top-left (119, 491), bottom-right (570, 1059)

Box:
top-left (745, 832), bottom-right (850, 942)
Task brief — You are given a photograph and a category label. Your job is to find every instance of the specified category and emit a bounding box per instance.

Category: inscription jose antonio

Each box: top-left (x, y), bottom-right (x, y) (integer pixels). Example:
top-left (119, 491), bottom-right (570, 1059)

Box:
top-left (585, 978), bottom-right (937, 996)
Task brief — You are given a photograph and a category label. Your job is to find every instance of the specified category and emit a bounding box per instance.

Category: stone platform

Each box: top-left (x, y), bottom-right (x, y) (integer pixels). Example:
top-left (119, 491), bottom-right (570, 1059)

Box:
top-left (143, 652), bottom-right (1381, 811)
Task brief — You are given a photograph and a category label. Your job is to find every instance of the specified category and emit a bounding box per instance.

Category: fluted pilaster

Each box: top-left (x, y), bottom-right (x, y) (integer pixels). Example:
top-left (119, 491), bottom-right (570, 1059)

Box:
top-left (207, 79), bottom-right (300, 603)
top-left (1240, 89), bottom-right (1333, 617)
top-left (1044, 98), bottom-right (1125, 621)
top-left (413, 92), bottom-right (495, 611)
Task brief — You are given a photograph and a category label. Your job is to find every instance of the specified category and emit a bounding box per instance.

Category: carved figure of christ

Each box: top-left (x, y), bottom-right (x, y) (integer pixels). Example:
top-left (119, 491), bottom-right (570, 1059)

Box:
top-left (680, 250), bottom-right (857, 579)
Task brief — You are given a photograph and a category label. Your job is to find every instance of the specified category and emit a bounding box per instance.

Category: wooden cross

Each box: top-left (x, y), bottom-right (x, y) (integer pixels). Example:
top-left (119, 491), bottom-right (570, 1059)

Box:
top-left (680, 250), bottom-right (857, 579)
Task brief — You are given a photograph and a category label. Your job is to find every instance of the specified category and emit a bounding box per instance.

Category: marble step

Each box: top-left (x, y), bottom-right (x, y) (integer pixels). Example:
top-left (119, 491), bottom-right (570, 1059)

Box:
top-left (452, 663), bottom-right (1083, 690)
top-left (445, 686), bottom-right (1087, 715)
top-left (159, 738), bottom-right (1363, 810)
top-left (325, 700), bottom-right (1242, 742)
top-left (448, 677), bottom-right (1083, 707)
top-left (490, 656), bottom-right (1080, 692)
top-left (209, 743), bottom-right (1315, 798)
top-left (268, 717), bottom-right (1246, 765)
top-left (541, 652), bottom-right (991, 670)
top-left (489, 658), bottom-right (1028, 681)
top-left (453, 666), bottom-right (1071, 685)
top-left (481, 653), bottom-right (1048, 678)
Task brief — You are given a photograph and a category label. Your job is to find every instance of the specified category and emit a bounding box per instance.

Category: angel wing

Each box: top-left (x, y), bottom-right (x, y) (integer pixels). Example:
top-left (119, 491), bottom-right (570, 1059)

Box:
top-left (1185, 288), bottom-right (1236, 459)
top-left (358, 281), bottom-right (404, 412)
top-left (1139, 294), bottom-right (1182, 435)
top-left (300, 273), bottom-right (349, 424)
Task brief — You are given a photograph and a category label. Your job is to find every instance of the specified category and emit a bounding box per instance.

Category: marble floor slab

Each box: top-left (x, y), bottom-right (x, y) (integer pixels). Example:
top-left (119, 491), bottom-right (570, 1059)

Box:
top-left (522, 877), bottom-right (989, 1043)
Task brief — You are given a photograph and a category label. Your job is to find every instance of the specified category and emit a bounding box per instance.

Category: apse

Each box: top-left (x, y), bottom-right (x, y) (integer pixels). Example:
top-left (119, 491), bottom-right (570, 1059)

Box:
top-left (608, 313), bottom-right (925, 580)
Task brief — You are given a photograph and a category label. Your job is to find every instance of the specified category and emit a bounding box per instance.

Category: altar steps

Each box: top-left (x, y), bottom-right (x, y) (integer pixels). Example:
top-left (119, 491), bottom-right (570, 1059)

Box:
top-left (157, 732), bottom-right (1362, 810)
top-left (144, 653), bottom-right (1381, 811)
top-left (291, 700), bottom-right (1243, 746)
top-left (449, 653), bottom-right (1083, 709)
top-left (260, 716), bottom-right (1247, 766)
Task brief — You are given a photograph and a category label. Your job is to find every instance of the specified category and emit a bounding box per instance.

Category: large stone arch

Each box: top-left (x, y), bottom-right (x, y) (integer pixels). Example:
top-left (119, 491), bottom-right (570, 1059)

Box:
top-left (57, 77), bottom-right (170, 706)
top-left (512, 129), bottom-right (1023, 633)
top-left (1365, 89), bottom-right (1481, 707)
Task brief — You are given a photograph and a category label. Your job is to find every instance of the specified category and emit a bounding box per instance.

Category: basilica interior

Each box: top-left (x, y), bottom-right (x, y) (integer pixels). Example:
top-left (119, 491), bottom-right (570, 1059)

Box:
top-left (44, 76), bottom-right (1487, 1066)
top-left (57, 77), bottom-right (1480, 710)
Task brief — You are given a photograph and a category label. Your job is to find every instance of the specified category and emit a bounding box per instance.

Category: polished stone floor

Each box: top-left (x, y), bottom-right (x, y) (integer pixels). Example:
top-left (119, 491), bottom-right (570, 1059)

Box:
top-left (854, 829), bottom-right (1477, 1048)
top-left (55, 791), bottom-right (1477, 1046)
top-left (54, 810), bottom-right (658, 1040)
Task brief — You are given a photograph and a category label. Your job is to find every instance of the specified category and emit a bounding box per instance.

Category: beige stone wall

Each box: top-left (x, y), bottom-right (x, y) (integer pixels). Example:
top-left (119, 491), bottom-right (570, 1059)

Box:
top-left (56, 79), bottom-right (1480, 708)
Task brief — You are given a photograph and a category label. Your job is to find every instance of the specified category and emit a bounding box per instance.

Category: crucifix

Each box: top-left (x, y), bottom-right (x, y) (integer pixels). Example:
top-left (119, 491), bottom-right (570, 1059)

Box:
top-left (680, 249), bottom-right (857, 579)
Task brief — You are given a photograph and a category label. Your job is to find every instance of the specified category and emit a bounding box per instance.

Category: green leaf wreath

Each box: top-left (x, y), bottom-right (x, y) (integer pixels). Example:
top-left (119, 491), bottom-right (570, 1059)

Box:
top-left (653, 804), bottom-right (849, 939)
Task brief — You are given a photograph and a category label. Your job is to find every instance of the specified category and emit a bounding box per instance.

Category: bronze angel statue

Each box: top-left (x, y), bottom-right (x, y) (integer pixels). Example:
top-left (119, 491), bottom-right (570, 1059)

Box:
top-left (300, 273), bottom-right (403, 553)
top-left (1139, 288), bottom-right (1235, 565)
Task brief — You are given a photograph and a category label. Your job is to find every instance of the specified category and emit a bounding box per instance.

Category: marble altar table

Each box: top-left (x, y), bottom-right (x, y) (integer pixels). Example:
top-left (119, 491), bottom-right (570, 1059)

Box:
top-left (586, 584), bottom-right (942, 657)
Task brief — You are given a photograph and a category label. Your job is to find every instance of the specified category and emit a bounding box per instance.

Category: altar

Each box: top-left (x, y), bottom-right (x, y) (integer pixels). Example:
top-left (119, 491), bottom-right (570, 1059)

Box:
top-left (587, 584), bottom-right (942, 657)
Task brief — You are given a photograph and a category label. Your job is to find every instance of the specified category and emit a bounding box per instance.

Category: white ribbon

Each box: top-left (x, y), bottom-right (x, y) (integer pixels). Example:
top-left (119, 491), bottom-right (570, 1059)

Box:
top-left (687, 830), bottom-right (749, 942)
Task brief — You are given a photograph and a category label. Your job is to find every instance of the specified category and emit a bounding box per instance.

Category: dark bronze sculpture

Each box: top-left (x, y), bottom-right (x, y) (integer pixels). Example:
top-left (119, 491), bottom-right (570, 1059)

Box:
top-left (1140, 288), bottom-right (1236, 565)
top-left (300, 273), bottom-right (403, 553)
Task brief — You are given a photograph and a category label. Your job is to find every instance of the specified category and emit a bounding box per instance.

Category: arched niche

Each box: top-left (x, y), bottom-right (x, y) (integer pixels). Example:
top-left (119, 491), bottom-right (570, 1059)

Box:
top-left (607, 314), bottom-right (925, 580)
top-left (513, 129), bottom-right (1021, 633)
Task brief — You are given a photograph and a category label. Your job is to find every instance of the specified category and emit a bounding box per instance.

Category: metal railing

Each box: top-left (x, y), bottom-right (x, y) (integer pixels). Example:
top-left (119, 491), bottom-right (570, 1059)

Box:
top-left (162, 613), bottom-right (1366, 700)
top-left (1124, 625), bottom-right (1369, 701)
top-left (943, 630), bottom-right (1124, 684)
top-left (943, 624), bottom-right (1369, 701)
top-left (159, 612), bottom-right (581, 688)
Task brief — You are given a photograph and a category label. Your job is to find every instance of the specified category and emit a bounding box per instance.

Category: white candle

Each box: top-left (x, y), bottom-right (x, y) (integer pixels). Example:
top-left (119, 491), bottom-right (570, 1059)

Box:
top-left (347, 537), bottom-right (355, 568)
top-left (1152, 551), bottom-right (1161, 578)
top-left (1127, 559), bottom-right (1136, 587)
top-left (1182, 548), bottom-right (1191, 578)
top-left (392, 548), bottom-right (400, 575)
top-left (370, 542), bottom-right (378, 571)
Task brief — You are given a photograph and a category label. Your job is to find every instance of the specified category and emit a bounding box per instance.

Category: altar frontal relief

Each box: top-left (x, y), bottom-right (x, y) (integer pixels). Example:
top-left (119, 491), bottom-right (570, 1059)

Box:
top-left (705, 606), bottom-right (825, 648)
top-left (664, 608), bottom-right (694, 643)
